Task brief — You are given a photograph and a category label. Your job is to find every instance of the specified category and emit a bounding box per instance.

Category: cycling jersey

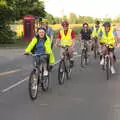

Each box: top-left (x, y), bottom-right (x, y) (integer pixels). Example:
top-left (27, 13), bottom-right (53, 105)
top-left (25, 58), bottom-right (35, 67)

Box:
top-left (80, 28), bottom-right (92, 40)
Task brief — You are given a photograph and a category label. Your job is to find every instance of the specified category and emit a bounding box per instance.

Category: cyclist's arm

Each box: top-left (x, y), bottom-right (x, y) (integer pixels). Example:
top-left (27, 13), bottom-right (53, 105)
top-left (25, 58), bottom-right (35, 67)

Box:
top-left (44, 36), bottom-right (52, 54)
top-left (48, 27), bottom-right (54, 41)
top-left (109, 31), bottom-right (118, 46)
top-left (25, 37), bottom-right (37, 53)
top-left (55, 31), bottom-right (61, 46)
top-left (113, 30), bottom-right (118, 41)
top-left (79, 29), bottom-right (83, 40)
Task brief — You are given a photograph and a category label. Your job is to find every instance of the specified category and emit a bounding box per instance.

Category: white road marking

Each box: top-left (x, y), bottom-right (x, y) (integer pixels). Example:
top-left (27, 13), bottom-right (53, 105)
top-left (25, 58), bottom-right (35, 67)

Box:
top-left (1, 76), bottom-right (29, 93)
top-left (0, 69), bottom-right (21, 76)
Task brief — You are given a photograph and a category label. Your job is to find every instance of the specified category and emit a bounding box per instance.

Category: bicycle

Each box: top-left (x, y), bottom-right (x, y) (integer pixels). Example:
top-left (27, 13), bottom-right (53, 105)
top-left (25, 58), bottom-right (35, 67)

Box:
top-left (80, 40), bottom-right (88, 67)
top-left (58, 45), bottom-right (72, 85)
top-left (101, 44), bottom-right (112, 80)
top-left (25, 53), bottom-right (50, 100)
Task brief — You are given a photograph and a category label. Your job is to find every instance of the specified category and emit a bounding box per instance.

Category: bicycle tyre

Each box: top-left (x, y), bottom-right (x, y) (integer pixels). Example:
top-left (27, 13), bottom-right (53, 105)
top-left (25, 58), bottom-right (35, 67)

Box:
top-left (94, 45), bottom-right (97, 59)
top-left (58, 60), bottom-right (65, 85)
top-left (106, 56), bottom-right (110, 80)
top-left (41, 72), bottom-right (49, 92)
top-left (28, 69), bottom-right (39, 100)
top-left (84, 49), bottom-right (88, 65)
top-left (81, 49), bottom-right (84, 67)
top-left (66, 59), bottom-right (72, 80)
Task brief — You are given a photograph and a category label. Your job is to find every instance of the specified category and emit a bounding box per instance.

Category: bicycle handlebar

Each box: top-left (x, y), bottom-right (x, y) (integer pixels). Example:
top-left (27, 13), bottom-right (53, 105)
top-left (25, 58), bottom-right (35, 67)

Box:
top-left (58, 44), bottom-right (70, 49)
top-left (24, 53), bottom-right (49, 57)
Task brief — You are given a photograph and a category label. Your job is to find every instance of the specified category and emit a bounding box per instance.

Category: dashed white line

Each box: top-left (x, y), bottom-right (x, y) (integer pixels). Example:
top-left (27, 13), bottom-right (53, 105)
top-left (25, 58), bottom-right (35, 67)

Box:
top-left (1, 76), bottom-right (29, 94)
top-left (0, 69), bottom-right (21, 76)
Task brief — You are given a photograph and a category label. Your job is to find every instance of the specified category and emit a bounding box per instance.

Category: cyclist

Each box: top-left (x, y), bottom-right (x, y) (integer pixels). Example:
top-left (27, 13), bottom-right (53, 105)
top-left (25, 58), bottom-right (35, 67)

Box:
top-left (25, 27), bottom-right (55, 75)
top-left (41, 18), bottom-right (54, 49)
top-left (99, 21), bottom-right (117, 74)
top-left (91, 20), bottom-right (102, 52)
top-left (55, 20), bottom-right (76, 67)
top-left (79, 23), bottom-right (92, 59)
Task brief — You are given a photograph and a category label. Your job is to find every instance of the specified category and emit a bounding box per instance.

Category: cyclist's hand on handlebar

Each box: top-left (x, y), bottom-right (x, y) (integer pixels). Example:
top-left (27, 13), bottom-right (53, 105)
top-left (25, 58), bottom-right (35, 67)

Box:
top-left (105, 43), bottom-right (113, 47)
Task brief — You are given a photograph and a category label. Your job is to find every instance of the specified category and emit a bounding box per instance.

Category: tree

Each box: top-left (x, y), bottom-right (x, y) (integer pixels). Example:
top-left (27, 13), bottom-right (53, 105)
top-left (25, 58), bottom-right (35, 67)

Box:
top-left (5, 0), bottom-right (46, 20)
top-left (45, 13), bottom-right (55, 24)
top-left (0, 0), bottom-right (16, 43)
top-left (68, 13), bottom-right (78, 24)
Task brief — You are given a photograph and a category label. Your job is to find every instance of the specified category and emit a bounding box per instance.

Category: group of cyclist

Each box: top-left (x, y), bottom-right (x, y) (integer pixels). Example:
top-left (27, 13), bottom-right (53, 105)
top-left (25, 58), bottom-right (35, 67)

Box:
top-left (25, 18), bottom-right (118, 75)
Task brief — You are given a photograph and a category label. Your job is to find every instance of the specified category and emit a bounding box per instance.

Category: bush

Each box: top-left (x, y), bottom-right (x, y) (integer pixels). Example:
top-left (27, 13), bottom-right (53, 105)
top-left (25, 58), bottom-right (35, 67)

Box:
top-left (0, 25), bottom-right (17, 44)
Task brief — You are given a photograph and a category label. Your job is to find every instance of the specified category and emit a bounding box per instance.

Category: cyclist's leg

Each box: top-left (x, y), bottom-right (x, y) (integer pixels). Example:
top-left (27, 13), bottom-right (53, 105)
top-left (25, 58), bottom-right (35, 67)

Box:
top-left (100, 44), bottom-right (107, 65)
top-left (40, 55), bottom-right (49, 76)
top-left (86, 40), bottom-right (91, 54)
top-left (60, 47), bottom-right (65, 59)
top-left (91, 38), bottom-right (95, 51)
top-left (109, 48), bottom-right (116, 74)
top-left (67, 46), bottom-right (74, 67)
top-left (96, 38), bottom-right (100, 54)
top-left (80, 40), bottom-right (84, 51)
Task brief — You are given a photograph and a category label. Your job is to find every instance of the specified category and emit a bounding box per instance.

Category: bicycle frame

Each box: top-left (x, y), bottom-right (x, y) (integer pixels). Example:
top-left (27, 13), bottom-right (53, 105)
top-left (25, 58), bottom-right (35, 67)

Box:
top-left (32, 53), bottom-right (49, 76)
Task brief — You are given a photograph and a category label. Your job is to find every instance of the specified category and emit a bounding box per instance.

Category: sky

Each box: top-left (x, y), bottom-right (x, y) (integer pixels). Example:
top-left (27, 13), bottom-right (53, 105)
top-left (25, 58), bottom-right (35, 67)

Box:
top-left (44, 0), bottom-right (120, 19)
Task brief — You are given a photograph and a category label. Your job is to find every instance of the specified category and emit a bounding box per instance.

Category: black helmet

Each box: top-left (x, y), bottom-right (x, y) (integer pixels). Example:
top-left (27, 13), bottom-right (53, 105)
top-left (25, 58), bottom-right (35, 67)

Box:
top-left (103, 22), bottom-right (111, 27)
top-left (95, 20), bottom-right (100, 25)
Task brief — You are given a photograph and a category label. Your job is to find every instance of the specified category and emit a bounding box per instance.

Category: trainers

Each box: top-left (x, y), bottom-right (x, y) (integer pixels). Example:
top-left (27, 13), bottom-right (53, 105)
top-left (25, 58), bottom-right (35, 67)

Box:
top-left (100, 58), bottom-right (104, 65)
top-left (32, 85), bottom-right (37, 90)
top-left (43, 70), bottom-right (48, 76)
top-left (110, 66), bottom-right (116, 74)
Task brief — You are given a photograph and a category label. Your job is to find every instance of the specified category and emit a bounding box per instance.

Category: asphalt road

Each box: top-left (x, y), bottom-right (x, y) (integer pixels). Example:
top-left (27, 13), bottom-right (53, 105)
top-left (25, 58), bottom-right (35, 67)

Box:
top-left (0, 36), bottom-right (120, 120)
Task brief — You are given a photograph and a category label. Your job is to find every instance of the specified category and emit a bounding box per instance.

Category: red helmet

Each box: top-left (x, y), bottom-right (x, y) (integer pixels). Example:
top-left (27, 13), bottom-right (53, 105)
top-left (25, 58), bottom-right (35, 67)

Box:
top-left (61, 20), bottom-right (69, 26)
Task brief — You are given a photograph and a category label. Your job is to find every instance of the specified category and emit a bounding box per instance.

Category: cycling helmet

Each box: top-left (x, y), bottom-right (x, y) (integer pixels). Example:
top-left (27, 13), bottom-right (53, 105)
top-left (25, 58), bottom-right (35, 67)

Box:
top-left (103, 22), bottom-right (111, 27)
top-left (37, 26), bottom-right (46, 32)
top-left (61, 20), bottom-right (69, 26)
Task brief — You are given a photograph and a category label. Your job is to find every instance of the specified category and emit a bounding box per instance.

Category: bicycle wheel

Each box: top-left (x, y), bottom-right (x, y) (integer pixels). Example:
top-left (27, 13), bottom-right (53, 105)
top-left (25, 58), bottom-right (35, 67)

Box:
top-left (28, 69), bottom-right (39, 100)
top-left (84, 49), bottom-right (88, 65)
top-left (94, 45), bottom-right (97, 59)
top-left (41, 67), bottom-right (49, 91)
top-left (66, 59), bottom-right (72, 80)
top-left (58, 60), bottom-right (65, 85)
top-left (106, 56), bottom-right (111, 80)
top-left (81, 49), bottom-right (85, 67)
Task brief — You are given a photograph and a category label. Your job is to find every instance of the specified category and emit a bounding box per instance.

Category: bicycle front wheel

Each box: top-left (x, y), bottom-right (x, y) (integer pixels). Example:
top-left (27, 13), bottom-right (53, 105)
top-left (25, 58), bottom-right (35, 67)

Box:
top-left (58, 60), bottom-right (65, 85)
top-left (41, 73), bottom-right (49, 92)
top-left (28, 69), bottom-right (39, 100)
top-left (94, 45), bottom-right (97, 59)
top-left (81, 49), bottom-right (85, 67)
top-left (106, 57), bottom-right (111, 80)
top-left (66, 59), bottom-right (72, 80)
